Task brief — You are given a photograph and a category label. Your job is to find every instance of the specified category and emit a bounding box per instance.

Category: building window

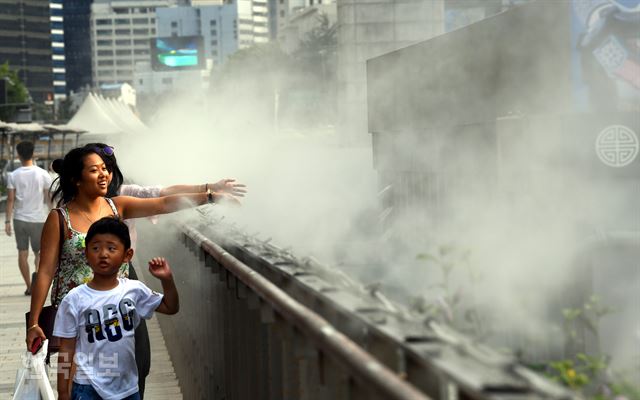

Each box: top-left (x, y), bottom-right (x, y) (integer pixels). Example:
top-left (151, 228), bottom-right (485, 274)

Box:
top-left (96, 19), bottom-right (112, 25)
top-left (115, 29), bottom-right (131, 35)
top-left (116, 49), bottom-right (131, 55)
top-left (134, 39), bottom-right (148, 46)
top-left (113, 8), bottom-right (128, 14)
top-left (210, 29), bottom-right (217, 35)
top-left (139, 79), bottom-right (143, 84)
top-left (96, 29), bottom-right (111, 36)
top-left (115, 18), bottom-right (129, 25)
top-left (211, 40), bottom-right (218, 46)
top-left (134, 49), bottom-right (148, 55)
top-left (97, 50), bottom-right (113, 56)
top-left (133, 18), bottom-right (147, 24)
top-left (97, 40), bottom-right (112, 46)
top-left (133, 28), bottom-right (148, 35)
top-left (211, 50), bottom-right (218, 56)
top-left (115, 39), bottom-right (130, 45)
top-left (280, 10), bottom-right (285, 17)
top-left (210, 20), bottom-right (216, 26)
top-left (98, 60), bottom-right (114, 66)
top-left (116, 59), bottom-right (132, 65)
top-left (171, 21), bottom-right (177, 28)
top-left (162, 77), bottom-right (172, 84)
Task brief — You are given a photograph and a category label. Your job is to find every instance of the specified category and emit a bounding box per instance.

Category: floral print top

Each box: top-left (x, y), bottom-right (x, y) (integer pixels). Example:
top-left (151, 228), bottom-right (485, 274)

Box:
top-left (51, 197), bottom-right (128, 307)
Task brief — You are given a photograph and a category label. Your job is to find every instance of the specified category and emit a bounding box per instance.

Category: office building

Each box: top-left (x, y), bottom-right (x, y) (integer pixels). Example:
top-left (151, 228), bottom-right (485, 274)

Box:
top-left (0, 0), bottom-right (54, 103)
top-left (90, 0), bottom-right (176, 87)
top-left (63, 0), bottom-right (93, 94)
top-left (51, 0), bottom-right (67, 100)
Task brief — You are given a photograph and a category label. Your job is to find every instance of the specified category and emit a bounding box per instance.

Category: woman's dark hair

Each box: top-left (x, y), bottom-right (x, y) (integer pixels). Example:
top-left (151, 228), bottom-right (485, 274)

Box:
top-left (84, 143), bottom-right (124, 196)
top-left (86, 216), bottom-right (131, 250)
top-left (51, 145), bottom-right (118, 206)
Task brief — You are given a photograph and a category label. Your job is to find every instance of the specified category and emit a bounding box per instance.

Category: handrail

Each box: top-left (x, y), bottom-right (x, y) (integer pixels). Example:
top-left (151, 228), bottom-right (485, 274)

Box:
top-left (180, 223), bottom-right (431, 400)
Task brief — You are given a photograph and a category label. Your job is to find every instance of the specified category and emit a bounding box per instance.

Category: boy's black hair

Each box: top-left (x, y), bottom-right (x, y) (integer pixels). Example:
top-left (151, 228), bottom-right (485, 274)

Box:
top-left (85, 217), bottom-right (131, 250)
top-left (16, 141), bottom-right (34, 160)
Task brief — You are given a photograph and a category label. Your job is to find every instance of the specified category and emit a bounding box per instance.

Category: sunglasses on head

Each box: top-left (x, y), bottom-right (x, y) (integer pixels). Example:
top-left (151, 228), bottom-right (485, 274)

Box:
top-left (93, 146), bottom-right (114, 157)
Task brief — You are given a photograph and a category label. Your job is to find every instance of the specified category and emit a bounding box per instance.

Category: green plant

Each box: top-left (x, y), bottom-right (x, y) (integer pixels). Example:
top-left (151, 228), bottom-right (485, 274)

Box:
top-left (0, 62), bottom-right (29, 121)
top-left (547, 358), bottom-right (590, 389)
top-left (411, 245), bottom-right (489, 339)
top-left (563, 295), bottom-right (615, 355)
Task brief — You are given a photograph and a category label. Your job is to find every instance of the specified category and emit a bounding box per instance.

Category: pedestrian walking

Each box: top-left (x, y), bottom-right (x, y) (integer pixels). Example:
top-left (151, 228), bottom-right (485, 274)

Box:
top-left (5, 141), bottom-right (52, 295)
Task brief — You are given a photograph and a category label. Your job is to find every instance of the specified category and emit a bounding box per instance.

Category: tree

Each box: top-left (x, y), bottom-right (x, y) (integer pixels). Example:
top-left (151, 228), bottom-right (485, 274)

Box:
top-left (0, 62), bottom-right (29, 122)
top-left (294, 13), bottom-right (337, 82)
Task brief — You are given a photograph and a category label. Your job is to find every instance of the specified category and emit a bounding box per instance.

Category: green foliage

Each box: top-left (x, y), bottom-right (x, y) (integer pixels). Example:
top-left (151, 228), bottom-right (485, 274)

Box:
top-left (544, 353), bottom-right (640, 399)
top-left (0, 62), bottom-right (29, 121)
top-left (209, 16), bottom-right (338, 130)
top-left (55, 97), bottom-right (74, 122)
top-left (542, 296), bottom-right (639, 399)
top-left (547, 358), bottom-right (590, 389)
top-left (294, 14), bottom-right (337, 82)
top-left (412, 245), bottom-right (488, 339)
top-left (563, 295), bottom-right (615, 353)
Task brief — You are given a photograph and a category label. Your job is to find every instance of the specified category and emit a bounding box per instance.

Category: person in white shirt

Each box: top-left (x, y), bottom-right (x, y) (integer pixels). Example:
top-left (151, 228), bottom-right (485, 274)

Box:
top-left (5, 141), bottom-right (52, 295)
top-left (52, 217), bottom-right (179, 400)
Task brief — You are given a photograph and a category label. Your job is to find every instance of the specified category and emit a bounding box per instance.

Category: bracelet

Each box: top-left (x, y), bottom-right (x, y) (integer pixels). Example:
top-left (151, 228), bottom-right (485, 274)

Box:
top-left (27, 323), bottom-right (39, 331)
top-left (206, 188), bottom-right (215, 203)
top-left (204, 183), bottom-right (209, 192)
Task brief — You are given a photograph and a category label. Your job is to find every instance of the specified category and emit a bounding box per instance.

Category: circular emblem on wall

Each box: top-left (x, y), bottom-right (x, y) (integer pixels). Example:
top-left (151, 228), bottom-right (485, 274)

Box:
top-left (595, 125), bottom-right (639, 168)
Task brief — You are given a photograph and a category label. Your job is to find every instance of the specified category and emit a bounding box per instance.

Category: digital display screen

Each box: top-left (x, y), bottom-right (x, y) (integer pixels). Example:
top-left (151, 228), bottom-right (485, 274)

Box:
top-left (151, 36), bottom-right (205, 71)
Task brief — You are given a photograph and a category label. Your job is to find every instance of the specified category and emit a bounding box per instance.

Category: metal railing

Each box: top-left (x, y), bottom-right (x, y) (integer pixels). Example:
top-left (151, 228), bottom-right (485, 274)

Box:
top-left (138, 215), bottom-right (577, 400)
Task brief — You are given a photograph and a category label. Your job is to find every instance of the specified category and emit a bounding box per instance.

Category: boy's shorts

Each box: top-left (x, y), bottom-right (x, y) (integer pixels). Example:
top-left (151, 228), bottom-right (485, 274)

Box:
top-left (13, 220), bottom-right (44, 252)
top-left (72, 383), bottom-right (140, 400)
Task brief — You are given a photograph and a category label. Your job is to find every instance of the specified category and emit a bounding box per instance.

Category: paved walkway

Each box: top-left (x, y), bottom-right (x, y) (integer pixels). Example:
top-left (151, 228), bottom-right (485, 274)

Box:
top-left (0, 227), bottom-right (182, 399)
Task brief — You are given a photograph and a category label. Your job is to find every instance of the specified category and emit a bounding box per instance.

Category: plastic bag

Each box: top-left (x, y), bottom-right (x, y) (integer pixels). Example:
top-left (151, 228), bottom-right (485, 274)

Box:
top-left (12, 339), bottom-right (55, 400)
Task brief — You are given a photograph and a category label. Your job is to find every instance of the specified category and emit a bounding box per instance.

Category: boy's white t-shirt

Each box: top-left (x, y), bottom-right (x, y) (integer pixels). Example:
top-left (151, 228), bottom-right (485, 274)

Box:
top-left (53, 278), bottom-right (163, 400)
top-left (7, 165), bottom-right (52, 222)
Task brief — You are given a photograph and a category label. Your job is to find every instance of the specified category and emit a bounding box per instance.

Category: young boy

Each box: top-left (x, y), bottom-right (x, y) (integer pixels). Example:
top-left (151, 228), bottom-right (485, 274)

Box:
top-left (53, 217), bottom-right (179, 400)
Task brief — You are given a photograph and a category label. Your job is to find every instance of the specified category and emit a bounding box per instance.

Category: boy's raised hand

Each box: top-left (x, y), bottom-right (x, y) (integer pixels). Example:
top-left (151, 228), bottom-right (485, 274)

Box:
top-left (148, 257), bottom-right (173, 281)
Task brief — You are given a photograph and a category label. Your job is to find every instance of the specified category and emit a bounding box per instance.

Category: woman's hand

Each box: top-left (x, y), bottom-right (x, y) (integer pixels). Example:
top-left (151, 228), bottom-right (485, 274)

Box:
top-left (26, 325), bottom-right (46, 351)
top-left (210, 179), bottom-right (247, 197)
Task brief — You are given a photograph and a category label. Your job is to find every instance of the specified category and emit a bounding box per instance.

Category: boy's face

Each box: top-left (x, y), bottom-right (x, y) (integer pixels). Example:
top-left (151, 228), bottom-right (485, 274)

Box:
top-left (85, 233), bottom-right (133, 277)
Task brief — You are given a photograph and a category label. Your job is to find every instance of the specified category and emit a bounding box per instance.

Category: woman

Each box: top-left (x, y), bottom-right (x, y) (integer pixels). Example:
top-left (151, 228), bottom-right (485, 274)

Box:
top-left (82, 143), bottom-right (246, 397)
top-left (26, 145), bottom-right (239, 354)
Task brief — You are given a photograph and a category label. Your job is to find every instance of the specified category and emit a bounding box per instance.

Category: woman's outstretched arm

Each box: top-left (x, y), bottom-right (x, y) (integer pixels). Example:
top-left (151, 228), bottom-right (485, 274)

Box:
top-left (26, 210), bottom-right (63, 349)
top-left (114, 191), bottom-right (240, 220)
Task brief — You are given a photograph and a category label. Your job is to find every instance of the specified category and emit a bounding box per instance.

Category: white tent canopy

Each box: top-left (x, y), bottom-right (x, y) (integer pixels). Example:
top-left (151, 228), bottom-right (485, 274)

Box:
top-left (67, 93), bottom-right (150, 142)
